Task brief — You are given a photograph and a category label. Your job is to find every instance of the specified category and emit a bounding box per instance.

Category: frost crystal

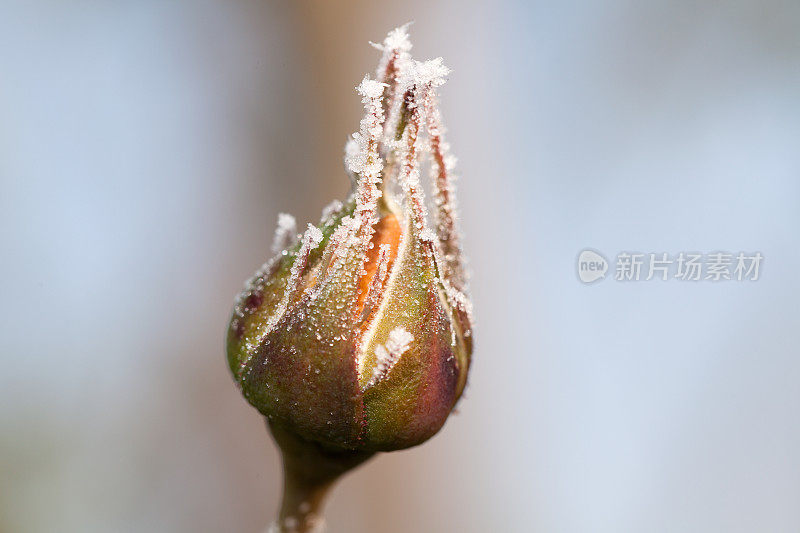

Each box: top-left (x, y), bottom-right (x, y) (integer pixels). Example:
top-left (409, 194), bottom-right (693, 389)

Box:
top-left (366, 327), bottom-right (414, 389)
top-left (413, 57), bottom-right (450, 88)
top-left (285, 224), bottom-right (322, 298)
top-left (371, 23), bottom-right (412, 54)
top-left (358, 77), bottom-right (386, 99)
top-left (346, 76), bottom-right (387, 177)
top-left (305, 224), bottom-right (324, 248)
top-left (271, 212), bottom-right (298, 254)
top-left (373, 25), bottom-right (413, 145)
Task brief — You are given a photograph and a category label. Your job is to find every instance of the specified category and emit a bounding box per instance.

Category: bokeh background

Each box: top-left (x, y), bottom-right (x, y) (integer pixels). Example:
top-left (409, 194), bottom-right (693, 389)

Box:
top-left (2, 1), bottom-right (799, 532)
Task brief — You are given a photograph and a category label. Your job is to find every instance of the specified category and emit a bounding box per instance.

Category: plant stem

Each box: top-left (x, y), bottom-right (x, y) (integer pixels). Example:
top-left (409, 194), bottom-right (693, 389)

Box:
top-left (267, 420), bottom-right (374, 532)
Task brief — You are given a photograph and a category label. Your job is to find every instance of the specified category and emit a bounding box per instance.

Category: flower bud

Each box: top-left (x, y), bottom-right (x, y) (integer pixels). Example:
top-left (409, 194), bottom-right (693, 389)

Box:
top-left (227, 26), bottom-right (473, 454)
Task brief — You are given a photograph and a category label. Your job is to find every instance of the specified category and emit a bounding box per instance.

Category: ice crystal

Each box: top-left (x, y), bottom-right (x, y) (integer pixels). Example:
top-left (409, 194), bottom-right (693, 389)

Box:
top-left (371, 23), bottom-right (412, 55)
top-left (348, 76), bottom-right (386, 220)
top-left (412, 57), bottom-right (450, 88)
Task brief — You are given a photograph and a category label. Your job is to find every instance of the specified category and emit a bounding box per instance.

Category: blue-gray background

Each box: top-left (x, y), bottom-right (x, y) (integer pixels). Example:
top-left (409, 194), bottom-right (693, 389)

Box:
top-left (2, 1), bottom-right (799, 532)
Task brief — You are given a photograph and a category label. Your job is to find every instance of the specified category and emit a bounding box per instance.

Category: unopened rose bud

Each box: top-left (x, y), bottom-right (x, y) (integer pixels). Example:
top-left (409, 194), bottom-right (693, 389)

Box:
top-left (227, 25), bottom-right (473, 532)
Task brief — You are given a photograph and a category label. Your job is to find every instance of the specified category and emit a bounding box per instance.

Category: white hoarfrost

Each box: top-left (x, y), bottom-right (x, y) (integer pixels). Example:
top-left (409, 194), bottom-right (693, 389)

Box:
top-left (373, 25), bottom-right (413, 146)
top-left (365, 326), bottom-right (414, 389)
top-left (305, 224), bottom-right (324, 250)
top-left (347, 76), bottom-right (386, 244)
top-left (358, 77), bottom-right (386, 99)
top-left (370, 23), bottom-right (412, 54)
top-left (413, 57), bottom-right (450, 88)
top-left (345, 76), bottom-right (387, 178)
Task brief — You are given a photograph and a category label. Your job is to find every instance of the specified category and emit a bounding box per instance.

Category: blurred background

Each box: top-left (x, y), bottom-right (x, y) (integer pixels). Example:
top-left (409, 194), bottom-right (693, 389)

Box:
top-left (2, 1), bottom-right (799, 532)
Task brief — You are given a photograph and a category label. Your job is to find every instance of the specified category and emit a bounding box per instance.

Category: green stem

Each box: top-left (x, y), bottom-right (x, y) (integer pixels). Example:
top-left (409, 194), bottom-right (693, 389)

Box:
top-left (267, 420), bottom-right (374, 532)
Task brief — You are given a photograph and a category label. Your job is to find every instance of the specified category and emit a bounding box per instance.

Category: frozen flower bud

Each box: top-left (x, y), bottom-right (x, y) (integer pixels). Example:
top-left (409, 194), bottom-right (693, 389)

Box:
top-left (227, 27), bottom-right (472, 457)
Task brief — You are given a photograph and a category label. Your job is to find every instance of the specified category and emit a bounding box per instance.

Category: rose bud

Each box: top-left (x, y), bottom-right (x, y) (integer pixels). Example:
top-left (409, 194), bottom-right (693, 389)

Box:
top-left (226, 26), bottom-right (473, 532)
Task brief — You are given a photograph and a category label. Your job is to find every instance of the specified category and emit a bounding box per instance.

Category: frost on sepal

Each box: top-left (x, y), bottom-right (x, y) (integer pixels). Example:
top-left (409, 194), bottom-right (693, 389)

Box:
top-left (385, 58), bottom-right (454, 240)
top-left (372, 24), bottom-right (413, 141)
top-left (423, 78), bottom-right (467, 294)
top-left (364, 327), bottom-right (413, 390)
top-left (371, 23), bottom-right (413, 96)
top-left (394, 83), bottom-right (429, 231)
top-left (347, 76), bottom-right (387, 261)
top-left (345, 77), bottom-right (387, 177)
top-left (289, 225), bottom-right (323, 284)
